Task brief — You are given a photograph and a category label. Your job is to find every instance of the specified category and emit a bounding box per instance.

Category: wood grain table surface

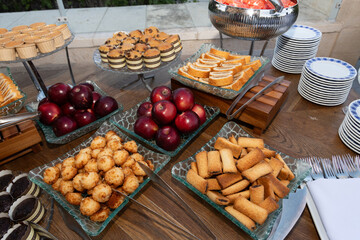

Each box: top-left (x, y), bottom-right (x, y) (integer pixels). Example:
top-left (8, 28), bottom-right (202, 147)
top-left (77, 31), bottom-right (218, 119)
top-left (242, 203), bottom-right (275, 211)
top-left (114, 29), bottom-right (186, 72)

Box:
top-left (1, 57), bottom-right (359, 240)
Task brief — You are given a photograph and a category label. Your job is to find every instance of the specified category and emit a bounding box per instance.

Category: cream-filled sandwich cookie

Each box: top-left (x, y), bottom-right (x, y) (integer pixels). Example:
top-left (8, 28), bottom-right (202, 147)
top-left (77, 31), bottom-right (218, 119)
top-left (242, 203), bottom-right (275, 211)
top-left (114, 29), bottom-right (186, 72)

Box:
top-left (125, 50), bottom-right (143, 71)
top-left (7, 173), bottom-right (40, 199)
top-left (158, 42), bottom-right (175, 62)
top-left (107, 49), bottom-right (126, 69)
top-left (143, 48), bottom-right (161, 69)
top-left (9, 195), bottom-right (45, 224)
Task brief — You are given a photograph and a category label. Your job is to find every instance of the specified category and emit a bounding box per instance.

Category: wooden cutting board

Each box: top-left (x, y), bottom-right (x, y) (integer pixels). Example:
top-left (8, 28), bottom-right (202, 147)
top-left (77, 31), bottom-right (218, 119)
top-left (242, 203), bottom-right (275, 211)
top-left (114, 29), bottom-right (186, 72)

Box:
top-left (0, 120), bottom-right (42, 165)
top-left (171, 75), bottom-right (291, 135)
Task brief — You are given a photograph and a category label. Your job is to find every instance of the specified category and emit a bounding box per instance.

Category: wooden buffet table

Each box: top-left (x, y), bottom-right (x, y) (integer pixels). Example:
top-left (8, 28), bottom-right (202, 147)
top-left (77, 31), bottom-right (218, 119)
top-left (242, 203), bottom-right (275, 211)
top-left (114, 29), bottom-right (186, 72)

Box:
top-left (1, 62), bottom-right (358, 240)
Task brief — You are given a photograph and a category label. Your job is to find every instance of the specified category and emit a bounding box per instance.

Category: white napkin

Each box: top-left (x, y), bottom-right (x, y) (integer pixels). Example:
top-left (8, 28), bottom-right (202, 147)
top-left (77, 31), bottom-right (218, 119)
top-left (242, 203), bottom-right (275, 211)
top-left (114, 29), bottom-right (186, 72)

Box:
top-left (307, 178), bottom-right (360, 240)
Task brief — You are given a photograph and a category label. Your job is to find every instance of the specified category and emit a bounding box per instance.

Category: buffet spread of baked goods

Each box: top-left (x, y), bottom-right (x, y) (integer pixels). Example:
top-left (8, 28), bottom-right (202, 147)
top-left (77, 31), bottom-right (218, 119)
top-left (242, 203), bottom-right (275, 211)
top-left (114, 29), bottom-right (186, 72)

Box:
top-left (98, 26), bottom-right (182, 70)
top-left (42, 130), bottom-right (154, 222)
top-left (186, 135), bottom-right (294, 230)
top-left (177, 47), bottom-right (262, 91)
top-left (0, 73), bottom-right (24, 108)
top-left (0, 22), bottom-right (72, 61)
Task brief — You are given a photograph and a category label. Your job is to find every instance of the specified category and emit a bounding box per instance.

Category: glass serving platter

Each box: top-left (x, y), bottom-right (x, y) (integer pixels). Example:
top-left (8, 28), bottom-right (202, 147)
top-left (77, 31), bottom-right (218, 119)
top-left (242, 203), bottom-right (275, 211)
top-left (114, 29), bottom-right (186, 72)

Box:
top-left (110, 97), bottom-right (220, 157)
top-left (25, 80), bottom-right (123, 144)
top-left (0, 66), bottom-right (27, 116)
top-left (93, 49), bottom-right (182, 75)
top-left (28, 120), bottom-right (171, 236)
top-left (171, 121), bottom-right (311, 240)
top-left (168, 43), bottom-right (270, 100)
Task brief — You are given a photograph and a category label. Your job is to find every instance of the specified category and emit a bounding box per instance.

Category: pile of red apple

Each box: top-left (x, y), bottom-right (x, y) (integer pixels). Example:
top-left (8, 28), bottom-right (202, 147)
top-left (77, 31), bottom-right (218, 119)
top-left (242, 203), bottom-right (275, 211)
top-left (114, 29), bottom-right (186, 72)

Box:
top-left (37, 82), bottom-right (118, 137)
top-left (134, 86), bottom-right (207, 151)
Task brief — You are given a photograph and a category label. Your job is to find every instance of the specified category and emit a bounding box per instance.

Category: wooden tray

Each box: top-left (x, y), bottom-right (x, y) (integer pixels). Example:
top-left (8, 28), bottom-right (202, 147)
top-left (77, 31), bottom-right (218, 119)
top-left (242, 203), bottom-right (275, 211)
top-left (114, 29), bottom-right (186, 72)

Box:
top-left (171, 75), bottom-right (291, 134)
top-left (0, 120), bottom-right (42, 165)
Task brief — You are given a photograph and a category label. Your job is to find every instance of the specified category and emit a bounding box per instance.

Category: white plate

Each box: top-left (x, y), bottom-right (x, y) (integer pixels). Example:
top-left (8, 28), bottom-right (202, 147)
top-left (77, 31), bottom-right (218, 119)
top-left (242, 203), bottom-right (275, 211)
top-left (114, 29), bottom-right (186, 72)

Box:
top-left (277, 37), bottom-right (321, 47)
top-left (298, 82), bottom-right (349, 100)
top-left (338, 125), bottom-right (360, 154)
top-left (305, 57), bottom-right (357, 80)
top-left (339, 124), bottom-right (360, 151)
top-left (300, 75), bottom-right (353, 93)
top-left (282, 25), bottom-right (322, 41)
top-left (349, 99), bottom-right (360, 123)
top-left (298, 85), bottom-right (347, 105)
top-left (302, 68), bottom-right (355, 85)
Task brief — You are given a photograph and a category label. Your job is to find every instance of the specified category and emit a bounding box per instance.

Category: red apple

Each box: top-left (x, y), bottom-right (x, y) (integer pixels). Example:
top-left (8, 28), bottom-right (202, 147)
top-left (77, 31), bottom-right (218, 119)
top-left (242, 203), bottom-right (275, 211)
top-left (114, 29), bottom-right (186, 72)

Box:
top-left (38, 102), bottom-right (62, 125)
top-left (79, 82), bottom-right (95, 91)
top-left (74, 109), bottom-right (96, 127)
top-left (53, 116), bottom-right (77, 137)
top-left (152, 100), bottom-right (177, 125)
top-left (48, 83), bottom-right (71, 105)
top-left (38, 97), bottom-right (51, 107)
top-left (150, 86), bottom-right (172, 103)
top-left (174, 111), bottom-right (200, 133)
top-left (92, 92), bottom-right (102, 109)
top-left (155, 126), bottom-right (181, 151)
top-left (172, 88), bottom-right (194, 112)
top-left (69, 85), bottom-right (93, 109)
top-left (191, 104), bottom-right (207, 125)
top-left (134, 116), bottom-right (159, 140)
top-left (61, 102), bottom-right (76, 116)
top-left (137, 102), bottom-right (153, 118)
top-left (94, 96), bottom-right (118, 117)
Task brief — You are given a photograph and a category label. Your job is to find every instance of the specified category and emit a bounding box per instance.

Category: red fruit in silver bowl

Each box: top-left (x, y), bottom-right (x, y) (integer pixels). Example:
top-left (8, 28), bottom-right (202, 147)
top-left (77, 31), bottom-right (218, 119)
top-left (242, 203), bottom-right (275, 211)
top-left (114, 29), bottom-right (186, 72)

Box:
top-left (172, 88), bottom-right (194, 112)
top-left (174, 110), bottom-right (200, 133)
top-left (155, 126), bottom-right (181, 151)
top-left (48, 83), bottom-right (71, 106)
top-left (74, 109), bottom-right (96, 127)
top-left (61, 102), bottom-right (76, 116)
top-left (150, 86), bottom-right (172, 103)
top-left (94, 96), bottom-right (118, 117)
top-left (53, 116), bottom-right (77, 137)
top-left (38, 102), bottom-right (62, 125)
top-left (152, 100), bottom-right (177, 125)
top-left (69, 85), bottom-right (93, 110)
top-left (191, 104), bottom-right (207, 125)
top-left (134, 116), bottom-right (159, 140)
top-left (92, 92), bottom-right (102, 109)
top-left (137, 102), bottom-right (153, 118)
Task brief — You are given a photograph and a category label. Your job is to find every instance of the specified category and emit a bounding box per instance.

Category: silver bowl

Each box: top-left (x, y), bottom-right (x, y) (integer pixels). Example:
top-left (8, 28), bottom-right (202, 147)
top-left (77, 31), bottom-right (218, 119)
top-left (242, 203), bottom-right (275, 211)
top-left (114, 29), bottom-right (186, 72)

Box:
top-left (208, 0), bottom-right (299, 41)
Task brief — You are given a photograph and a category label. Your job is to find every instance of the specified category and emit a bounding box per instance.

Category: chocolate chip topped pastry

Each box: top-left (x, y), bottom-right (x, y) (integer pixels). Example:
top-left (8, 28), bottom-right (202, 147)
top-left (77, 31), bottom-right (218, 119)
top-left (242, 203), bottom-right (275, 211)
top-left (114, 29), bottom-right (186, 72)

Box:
top-left (113, 31), bottom-right (128, 41)
top-left (154, 32), bottom-right (170, 41)
top-left (107, 49), bottom-right (126, 69)
top-left (143, 48), bottom-right (161, 69)
top-left (144, 26), bottom-right (159, 37)
top-left (122, 37), bottom-right (137, 45)
top-left (134, 43), bottom-right (148, 53)
top-left (158, 42), bottom-right (175, 62)
top-left (98, 44), bottom-right (116, 62)
top-left (104, 37), bottom-right (121, 46)
top-left (125, 50), bottom-right (143, 71)
top-left (129, 29), bottom-right (143, 39)
top-left (148, 39), bottom-right (161, 49)
top-left (0, 28), bottom-right (8, 37)
top-left (119, 42), bottom-right (135, 53)
top-left (139, 34), bottom-right (153, 44)
top-left (165, 34), bottom-right (182, 53)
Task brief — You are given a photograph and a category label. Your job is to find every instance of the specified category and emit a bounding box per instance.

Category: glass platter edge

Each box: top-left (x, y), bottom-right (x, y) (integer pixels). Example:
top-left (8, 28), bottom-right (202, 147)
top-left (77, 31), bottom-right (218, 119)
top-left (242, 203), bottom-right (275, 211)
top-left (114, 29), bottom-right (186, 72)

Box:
top-left (171, 121), bottom-right (311, 240)
top-left (28, 120), bottom-right (171, 236)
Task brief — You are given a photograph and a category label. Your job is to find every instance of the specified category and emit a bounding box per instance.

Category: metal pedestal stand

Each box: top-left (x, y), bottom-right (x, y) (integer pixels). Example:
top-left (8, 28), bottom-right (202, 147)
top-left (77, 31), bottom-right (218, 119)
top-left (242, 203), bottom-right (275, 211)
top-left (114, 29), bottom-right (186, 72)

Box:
top-left (2, 35), bottom-right (76, 98)
top-left (219, 32), bottom-right (270, 56)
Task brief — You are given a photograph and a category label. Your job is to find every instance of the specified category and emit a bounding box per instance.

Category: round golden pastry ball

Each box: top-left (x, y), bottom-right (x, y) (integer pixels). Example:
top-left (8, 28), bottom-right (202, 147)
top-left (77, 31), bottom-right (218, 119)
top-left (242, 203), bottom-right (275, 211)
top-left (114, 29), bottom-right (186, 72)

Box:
top-left (75, 153), bottom-right (91, 169)
top-left (97, 148), bottom-right (113, 160)
top-left (79, 147), bottom-right (92, 155)
top-left (81, 172), bottom-right (100, 190)
top-left (108, 134), bottom-right (122, 143)
top-left (84, 159), bottom-right (98, 172)
top-left (123, 140), bottom-right (138, 153)
top-left (90, 205), bottom-right (110, 222)
top-left (131, 161), bottom-right (147, 176)
top-left (61, 166), bottom-right (78, 180)
top-left (91, 136), bottom-right (106, 149)
top-left (97, 155), bottom-right (115, 172)
top-left (106, 139), bottom-right (122, 151)
top-left (73, 173), bottom-right (86, 192)
top-left (106, 191), bottom-right (125, 209)
top-left (91, 148), bottom-right (102, 159)
top-left (92, 183), bottom-right (112, 203)
top-left (62, 157), bottom-right (75, 168)
top-left (105, 130), bottom-right (117, 141)
top-left (137, 175), bottom-right (144, 183)
top-left (60, 180), bottom-right (74, 196)
top-left (104, 167), bottom-right (124, 187)
top-left (55, 163), bottom-right (62, 170)
top-left (113, 149), bottom-right (129, 166)
top-left (129, 153), bottom-right (144, 162)
top-left (122, 167), bottom-right (133, 178)
top-left (121, 157), bottom-right (135, 168)
top-left (43, 166), bottom-right (60, 185)
top-left (123, 174), bottom-right (139, 194)
top-left (66, 192), bottom-right (82, 205)
top-left (52, 177), bottom-right (62, 191)
top-left (80, 197), bottom-right (101, 216)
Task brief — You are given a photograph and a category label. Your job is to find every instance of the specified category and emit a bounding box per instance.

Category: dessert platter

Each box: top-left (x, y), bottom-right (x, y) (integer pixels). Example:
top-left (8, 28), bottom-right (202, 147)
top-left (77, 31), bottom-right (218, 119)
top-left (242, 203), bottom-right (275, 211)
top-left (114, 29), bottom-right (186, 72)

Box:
top-left (93, 26), bottom-right (182, 91)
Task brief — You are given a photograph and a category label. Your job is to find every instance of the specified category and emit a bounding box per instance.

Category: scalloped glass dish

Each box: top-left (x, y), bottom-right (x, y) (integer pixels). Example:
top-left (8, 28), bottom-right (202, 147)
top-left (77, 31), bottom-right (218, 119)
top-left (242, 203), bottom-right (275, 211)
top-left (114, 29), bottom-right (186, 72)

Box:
top-left (168, 43), bottom-right (269, 100)
top-left (110, 98), bottom-right (220, 157)
top-left (28, 121), bottom-right (171, 236)
top-left (171, 121), bottom-right (311, 240)
top-left (25, 81), bottom-right (123, 144)
top-left (0, 66), bottom-right (27, 116)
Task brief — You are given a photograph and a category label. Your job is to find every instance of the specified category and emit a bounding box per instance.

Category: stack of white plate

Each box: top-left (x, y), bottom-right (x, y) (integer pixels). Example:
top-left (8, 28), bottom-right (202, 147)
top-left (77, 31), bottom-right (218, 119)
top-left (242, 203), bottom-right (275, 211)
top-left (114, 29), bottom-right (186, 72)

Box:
top-left (272, 24), bottom-right (322, 74)
top-left (298, 57), bottom-right (357, 106)
top-left (339, 99), bottom-right (360, 154)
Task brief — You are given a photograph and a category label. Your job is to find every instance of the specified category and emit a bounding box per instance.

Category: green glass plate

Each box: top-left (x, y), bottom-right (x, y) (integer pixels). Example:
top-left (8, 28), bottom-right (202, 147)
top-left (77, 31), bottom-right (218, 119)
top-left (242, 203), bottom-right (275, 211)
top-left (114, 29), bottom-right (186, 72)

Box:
top-left (28, 120), bottom-right (171, 236)
top-left (171, 121), bottom-right (311, 240)
top-left (0, 66), bottom-right (27, 116)
top-left (168, 43), bottom-right (269, 100)
top-left (110, 98), bottom-right (220, 157)
top-left (25, 81), bottom-right (123, 144)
